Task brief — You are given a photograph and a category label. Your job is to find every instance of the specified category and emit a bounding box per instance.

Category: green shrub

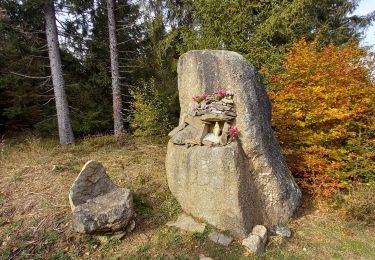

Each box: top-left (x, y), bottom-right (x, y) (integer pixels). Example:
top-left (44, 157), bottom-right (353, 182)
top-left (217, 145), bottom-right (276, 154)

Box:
top-left (130, 78), bottom-right (174, 137)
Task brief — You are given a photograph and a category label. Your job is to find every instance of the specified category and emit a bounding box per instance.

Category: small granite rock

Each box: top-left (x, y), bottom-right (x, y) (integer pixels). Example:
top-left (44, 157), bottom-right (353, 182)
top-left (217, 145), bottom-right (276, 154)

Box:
top-left (271, 226), bottom-right (292, 238)
top-left (185, 115), bottom-right (204, 129)
top-left (168, 123), bottom-right (187, 137)
top-left (70, 160), bottom-right (134, 234)
top-left (208, 231), bottom-right (233, 247)
top-left (199, 255), bottom-right (214, 260)
top-left (209, 102), bottom-right (231, 111)
top-left (242, 225), bottom-right (268, 256)
top-left (126, 220), bottom-right (136, 233)
top-left (223, 111), bottom-right (237, 117)
top-left (166, 214), bottom-right (206, 233)
top-left (202, 139), bottom-right (214, 146)
top-left (242, 234), bottom-right (264, 256)
top-left (171, 125), bottom-right (198, 145)
top-left (72, 188), bottom-right (133, 234)
top-left (69, 160), bottom-right (117, 210)
top-left (252, 225), bottom-right (267, 242)
top-left (222, 98), bottom-right (234, 104)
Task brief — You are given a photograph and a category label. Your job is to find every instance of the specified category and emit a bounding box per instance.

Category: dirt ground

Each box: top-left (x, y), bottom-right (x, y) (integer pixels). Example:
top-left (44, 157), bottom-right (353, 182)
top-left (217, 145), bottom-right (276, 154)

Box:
top-left (0, 134), bottom-right (374, 259)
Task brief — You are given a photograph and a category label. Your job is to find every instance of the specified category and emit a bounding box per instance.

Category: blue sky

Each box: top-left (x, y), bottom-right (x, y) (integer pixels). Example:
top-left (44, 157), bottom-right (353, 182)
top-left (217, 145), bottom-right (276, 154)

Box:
top-left (354, 0), bottom-right (375, 48)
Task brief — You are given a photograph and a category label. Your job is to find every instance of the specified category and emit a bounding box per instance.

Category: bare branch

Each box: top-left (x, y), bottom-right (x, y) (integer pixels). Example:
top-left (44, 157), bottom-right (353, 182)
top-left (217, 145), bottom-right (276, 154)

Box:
top-left (42, 97), bottom-right (55, 106)
top-left (8, 72), bottom-right (51, 79)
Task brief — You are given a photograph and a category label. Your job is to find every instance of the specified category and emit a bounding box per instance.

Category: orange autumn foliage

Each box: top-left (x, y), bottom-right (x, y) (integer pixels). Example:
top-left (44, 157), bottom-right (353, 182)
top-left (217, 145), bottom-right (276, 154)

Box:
top-left (267, 39), bottom-right (375, 197)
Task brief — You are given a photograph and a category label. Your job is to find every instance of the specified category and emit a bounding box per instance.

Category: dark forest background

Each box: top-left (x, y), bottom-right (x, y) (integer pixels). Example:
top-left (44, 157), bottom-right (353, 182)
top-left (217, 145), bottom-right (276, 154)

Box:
top-left (1, 0), bottom-right (373, 136)
top-left (1, 0), bottom-right (374, 195)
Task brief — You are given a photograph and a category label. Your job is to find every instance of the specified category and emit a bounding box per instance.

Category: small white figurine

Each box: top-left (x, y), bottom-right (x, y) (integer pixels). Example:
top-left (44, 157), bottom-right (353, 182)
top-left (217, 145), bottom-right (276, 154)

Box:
top-left (213, 122), bottom-right (221, 144)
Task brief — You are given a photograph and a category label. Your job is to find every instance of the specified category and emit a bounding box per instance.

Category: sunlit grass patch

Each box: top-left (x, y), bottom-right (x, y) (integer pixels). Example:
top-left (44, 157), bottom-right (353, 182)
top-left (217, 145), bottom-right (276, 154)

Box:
top-left (0, 134), bottom-right (374, 259)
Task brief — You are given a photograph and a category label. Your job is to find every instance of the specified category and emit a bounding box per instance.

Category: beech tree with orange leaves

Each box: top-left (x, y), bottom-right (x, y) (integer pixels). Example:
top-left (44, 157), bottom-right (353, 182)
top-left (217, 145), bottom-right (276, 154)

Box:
top-left (267, 39), bottom-right (375, 196)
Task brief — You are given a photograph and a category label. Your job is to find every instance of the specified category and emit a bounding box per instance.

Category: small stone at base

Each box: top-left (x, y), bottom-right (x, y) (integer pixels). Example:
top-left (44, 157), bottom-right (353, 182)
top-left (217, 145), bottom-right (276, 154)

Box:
top-left (271, 226), bottom-right (292, 238)
top-left (208, 231), bottom-right (233, 247)
top-left (242, 234), bottom-right (264, 256)
top-left (252, 225), bottom-right (267, 241)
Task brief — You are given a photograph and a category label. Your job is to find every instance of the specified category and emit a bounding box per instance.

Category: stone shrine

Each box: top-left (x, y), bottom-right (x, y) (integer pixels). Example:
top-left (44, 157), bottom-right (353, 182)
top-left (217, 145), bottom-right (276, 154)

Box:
top-left (169, 90), bottom-right (238, 147)
top-left (166, 50), bottom-right (302, 238)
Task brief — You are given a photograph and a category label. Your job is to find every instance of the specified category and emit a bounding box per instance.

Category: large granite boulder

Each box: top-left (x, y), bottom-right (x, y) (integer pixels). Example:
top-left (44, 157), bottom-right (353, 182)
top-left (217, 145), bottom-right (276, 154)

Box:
top-left (166, 50), bottom-right (301, 238)
top-left (69, 160), bottom-right (134, 234)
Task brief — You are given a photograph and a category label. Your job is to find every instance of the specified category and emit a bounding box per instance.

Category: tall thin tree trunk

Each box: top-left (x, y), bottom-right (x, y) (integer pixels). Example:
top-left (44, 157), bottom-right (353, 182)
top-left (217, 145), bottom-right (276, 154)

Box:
top-left (44, 1), bottom-right (75, 144)
top-left (107, 0), bottom-right (124, 136)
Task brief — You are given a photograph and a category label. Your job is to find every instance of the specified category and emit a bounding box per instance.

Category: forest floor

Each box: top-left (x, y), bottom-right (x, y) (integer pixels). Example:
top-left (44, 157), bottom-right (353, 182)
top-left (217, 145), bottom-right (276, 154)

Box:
top-left (0, 134), bottom-right (374, 260)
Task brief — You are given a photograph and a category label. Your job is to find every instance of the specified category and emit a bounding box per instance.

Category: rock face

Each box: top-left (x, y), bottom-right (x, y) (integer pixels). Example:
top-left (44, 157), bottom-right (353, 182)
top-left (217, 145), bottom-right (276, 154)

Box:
top-left (167, 141), bottom-right (257, 237)
top-left (69, 160), bottom-right (134, 234)
top-left (166, 213), bottom-right (206, 233)
top-left (166, 50), bottom-right (301, 238)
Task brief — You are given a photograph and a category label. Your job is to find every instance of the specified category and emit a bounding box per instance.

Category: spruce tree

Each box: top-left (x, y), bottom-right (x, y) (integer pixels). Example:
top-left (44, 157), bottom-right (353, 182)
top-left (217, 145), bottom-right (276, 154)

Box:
top-left (44, 0), bottom-right (75, 144)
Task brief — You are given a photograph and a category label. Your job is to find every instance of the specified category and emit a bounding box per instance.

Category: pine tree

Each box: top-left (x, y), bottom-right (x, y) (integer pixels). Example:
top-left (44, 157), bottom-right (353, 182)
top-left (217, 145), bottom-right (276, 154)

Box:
top-left (107, 0), bottom-right (124, 136)
top-left (44, 0), bottom-right (74, 144)
top-left (177, 0), bottom-right (374, 70)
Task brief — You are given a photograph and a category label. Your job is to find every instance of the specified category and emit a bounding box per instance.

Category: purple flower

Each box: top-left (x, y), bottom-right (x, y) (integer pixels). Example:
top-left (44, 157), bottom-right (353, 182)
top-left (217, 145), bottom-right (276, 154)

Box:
top-left (201, 102), bottom-right (207, 110)
top-left (191, 102), bottom-right (198, 112)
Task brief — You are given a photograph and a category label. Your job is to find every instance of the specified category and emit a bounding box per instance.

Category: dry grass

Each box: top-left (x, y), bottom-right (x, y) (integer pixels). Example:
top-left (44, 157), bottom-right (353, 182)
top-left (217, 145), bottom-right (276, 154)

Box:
top-left (0, 133), bottom-right (374, 259)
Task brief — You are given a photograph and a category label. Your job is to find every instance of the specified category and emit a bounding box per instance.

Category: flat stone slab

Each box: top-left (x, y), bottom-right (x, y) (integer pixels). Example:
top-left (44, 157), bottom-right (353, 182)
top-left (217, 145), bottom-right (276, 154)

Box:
top-left (168, 123), bottom-right (187, 137)
top-left (171, 125), bottom-right (198, 145)
top-left (208, 231), bottom-right (233, 247)
top-left (166, 214), bottom-right (206, 233)
top-left (199, 113), bottom-right (235, 122)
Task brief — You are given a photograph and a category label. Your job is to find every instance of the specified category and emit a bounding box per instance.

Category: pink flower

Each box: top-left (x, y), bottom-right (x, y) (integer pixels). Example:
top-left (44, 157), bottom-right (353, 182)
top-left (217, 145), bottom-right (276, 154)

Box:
top-left (193, 94), bottom-right (207, 103)
top-left (225, 90), bottom-right (234, 96)
top-left (216, 89), bottom-right (226, 96)
top-left (201, 102), bottom-right (207, 110)
top-left (228, 125), bottom-right (239, 137)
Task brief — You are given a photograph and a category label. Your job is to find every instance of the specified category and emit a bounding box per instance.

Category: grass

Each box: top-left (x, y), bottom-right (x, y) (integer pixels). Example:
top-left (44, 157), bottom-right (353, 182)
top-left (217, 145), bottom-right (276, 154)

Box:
top-left (0, 133), bottom-right (374, 259)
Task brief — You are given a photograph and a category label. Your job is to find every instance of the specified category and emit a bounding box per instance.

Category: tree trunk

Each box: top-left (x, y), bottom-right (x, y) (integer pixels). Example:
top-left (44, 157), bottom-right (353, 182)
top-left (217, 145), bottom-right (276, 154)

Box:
top-left (107, 0), bottom-right (124, 136)
top-left (44, 1), bottom-right (75, 144)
